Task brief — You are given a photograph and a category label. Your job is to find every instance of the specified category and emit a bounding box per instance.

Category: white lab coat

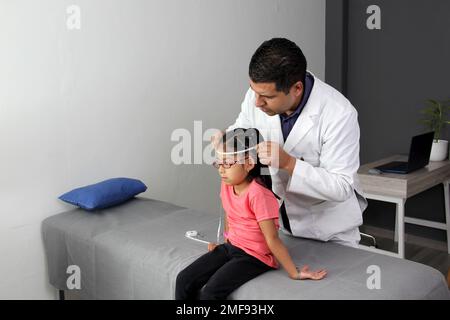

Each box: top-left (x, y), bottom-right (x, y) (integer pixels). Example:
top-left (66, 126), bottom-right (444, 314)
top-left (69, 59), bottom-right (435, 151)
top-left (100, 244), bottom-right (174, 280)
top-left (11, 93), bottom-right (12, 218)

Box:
top-left (227, 74), bottom-right (368, 246)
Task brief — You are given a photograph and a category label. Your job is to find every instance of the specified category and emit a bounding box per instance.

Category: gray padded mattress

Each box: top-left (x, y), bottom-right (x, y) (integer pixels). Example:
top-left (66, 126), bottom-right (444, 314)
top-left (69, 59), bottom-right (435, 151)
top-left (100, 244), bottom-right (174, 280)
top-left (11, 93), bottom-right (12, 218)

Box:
top-left (41, 197), bottom-right (450, 299)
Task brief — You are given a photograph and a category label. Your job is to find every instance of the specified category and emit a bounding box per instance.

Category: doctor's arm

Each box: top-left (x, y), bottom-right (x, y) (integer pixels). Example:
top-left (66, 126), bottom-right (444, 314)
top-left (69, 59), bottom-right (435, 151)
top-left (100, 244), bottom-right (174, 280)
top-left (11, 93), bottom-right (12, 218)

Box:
top-left (285, 109), bottom-right (361, 202)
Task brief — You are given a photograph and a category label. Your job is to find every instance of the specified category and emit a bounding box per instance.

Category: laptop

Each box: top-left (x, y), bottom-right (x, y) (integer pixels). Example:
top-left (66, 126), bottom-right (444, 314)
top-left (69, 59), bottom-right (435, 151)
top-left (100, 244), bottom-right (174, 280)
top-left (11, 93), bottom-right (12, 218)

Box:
top-left (375, 131), bottom-right (435, 174)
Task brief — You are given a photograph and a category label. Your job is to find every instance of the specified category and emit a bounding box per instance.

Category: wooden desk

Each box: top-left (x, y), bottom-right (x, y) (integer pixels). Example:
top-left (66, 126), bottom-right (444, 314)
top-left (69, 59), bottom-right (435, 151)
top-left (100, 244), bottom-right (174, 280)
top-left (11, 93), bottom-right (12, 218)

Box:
top-left (357, 155), bottom-right (450, 258)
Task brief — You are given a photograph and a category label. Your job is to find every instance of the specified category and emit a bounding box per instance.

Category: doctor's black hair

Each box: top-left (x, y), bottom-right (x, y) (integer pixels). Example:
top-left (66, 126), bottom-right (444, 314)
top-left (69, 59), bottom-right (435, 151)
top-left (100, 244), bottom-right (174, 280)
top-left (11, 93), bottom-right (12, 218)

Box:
top-left (219, 128), bottom-right (281, 201)
top-left (249, 38), bottom-right (307, 94)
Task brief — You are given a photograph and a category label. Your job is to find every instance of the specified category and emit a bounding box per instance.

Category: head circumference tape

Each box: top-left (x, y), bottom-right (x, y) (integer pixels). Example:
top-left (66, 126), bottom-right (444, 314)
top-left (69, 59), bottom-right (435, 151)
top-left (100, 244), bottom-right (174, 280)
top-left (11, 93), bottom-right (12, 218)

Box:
top-left (215, 146), bottom-right (257, 155)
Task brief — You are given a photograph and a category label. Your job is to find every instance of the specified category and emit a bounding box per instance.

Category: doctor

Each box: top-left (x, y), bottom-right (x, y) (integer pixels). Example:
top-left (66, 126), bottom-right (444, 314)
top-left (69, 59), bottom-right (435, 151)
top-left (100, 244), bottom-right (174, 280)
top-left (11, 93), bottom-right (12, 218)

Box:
top-left (217, 38), bottom-right (367, 248)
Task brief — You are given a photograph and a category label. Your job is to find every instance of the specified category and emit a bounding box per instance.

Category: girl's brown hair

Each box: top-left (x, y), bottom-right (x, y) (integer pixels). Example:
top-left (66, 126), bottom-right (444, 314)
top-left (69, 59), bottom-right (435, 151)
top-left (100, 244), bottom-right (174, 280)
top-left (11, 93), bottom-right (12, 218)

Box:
top-left (219, 128), bottom-right (280, 200)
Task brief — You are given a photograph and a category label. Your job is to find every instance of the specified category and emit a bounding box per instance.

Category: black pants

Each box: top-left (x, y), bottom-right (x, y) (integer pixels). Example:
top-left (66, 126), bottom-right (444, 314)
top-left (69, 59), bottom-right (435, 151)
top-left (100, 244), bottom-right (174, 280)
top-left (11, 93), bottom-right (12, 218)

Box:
top-left (175, 242), bottom-right (273, 300)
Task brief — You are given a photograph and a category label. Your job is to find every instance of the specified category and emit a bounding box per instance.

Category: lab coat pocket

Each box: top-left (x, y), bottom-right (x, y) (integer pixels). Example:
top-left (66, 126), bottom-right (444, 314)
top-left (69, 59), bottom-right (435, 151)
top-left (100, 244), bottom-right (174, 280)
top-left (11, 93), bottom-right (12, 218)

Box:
top-left (308, 200), bottom-right (341, 240)
top-left (309, 199), bottom-right (337, 213)
top-left (301, 156), bottom-right (319, 167)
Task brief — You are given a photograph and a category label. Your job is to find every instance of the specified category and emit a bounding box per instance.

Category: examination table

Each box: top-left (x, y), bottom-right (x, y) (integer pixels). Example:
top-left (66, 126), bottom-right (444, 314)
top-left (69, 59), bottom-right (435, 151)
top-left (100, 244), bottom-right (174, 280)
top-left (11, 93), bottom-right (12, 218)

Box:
top-left (42, 197), bottom-right (450, 299)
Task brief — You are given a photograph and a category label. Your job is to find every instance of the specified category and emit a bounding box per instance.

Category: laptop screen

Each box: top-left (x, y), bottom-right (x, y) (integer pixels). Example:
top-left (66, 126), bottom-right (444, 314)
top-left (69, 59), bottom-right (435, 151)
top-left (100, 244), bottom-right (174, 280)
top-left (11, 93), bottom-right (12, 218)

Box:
top-left (407, 131), bottom-right (434, 170)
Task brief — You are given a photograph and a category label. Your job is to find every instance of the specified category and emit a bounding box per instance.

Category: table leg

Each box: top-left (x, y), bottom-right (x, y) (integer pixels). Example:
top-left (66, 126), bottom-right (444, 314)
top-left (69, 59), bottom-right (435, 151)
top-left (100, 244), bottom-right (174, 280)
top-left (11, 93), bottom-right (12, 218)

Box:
top-left (396, 199), bottom-right (406, 259)
top-left (359, 193), bottom-right (406, 258)
top-left (443, 180), bottom-right (450, 254)
top-left (394, 213), bottom-right (398, 242)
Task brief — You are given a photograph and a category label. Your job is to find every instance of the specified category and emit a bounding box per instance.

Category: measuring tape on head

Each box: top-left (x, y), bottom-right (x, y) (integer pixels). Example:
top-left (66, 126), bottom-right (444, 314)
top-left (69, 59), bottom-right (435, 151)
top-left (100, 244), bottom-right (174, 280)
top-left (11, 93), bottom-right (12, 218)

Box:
top-left (215, 146), bottom-right (257, 155)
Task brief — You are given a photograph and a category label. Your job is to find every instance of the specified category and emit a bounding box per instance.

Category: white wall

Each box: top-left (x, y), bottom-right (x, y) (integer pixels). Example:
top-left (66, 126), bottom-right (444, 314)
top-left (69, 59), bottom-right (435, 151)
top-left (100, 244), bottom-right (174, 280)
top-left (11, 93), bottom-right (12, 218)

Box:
top-left (0, 0), bottom-right (325, 299)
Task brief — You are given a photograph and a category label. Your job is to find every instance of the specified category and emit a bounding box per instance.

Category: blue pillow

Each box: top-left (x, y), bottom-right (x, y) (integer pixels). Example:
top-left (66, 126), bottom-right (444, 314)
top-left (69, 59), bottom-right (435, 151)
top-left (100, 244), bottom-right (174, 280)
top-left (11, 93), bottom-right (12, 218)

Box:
top-left (58, 177), bottom-right (147, 211)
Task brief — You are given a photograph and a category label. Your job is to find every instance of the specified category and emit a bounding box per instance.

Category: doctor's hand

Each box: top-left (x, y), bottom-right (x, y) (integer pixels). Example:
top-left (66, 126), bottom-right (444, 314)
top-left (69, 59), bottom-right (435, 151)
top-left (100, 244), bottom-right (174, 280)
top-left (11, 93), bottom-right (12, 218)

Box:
top-left (210, 130), bottom-right (225, 150)
top-left (295, 265), bottom-right (327, 280)
top-left (256, 141), bottom-right (297, 175)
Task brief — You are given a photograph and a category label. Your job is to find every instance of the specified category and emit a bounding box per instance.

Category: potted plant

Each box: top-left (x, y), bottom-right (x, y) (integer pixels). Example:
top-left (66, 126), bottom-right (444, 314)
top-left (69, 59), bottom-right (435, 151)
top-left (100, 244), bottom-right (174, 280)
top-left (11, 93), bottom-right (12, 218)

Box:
top-left (419, 99), bottom-right (450, 161)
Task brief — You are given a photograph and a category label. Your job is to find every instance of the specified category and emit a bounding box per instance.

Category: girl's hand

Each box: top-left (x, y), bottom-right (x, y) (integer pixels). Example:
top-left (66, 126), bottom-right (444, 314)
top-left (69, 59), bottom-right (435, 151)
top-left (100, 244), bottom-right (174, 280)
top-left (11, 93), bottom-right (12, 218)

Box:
top-left (293, 265), bottom-right (327, 280)
top-left (208, 242), bottom-right (218, 252)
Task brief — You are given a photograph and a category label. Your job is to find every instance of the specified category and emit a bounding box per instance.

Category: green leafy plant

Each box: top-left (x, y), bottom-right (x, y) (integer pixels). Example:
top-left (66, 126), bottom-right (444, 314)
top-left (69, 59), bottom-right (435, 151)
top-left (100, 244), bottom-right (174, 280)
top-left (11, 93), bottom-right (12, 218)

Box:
top-left (419, 99), bottom-right (450, 142)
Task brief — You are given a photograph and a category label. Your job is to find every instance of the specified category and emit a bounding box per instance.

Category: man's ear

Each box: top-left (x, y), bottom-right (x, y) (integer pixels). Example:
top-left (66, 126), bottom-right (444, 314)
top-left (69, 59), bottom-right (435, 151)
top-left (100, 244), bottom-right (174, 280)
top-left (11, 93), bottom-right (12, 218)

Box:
top-left (291, 81), bottom-right (304, 98)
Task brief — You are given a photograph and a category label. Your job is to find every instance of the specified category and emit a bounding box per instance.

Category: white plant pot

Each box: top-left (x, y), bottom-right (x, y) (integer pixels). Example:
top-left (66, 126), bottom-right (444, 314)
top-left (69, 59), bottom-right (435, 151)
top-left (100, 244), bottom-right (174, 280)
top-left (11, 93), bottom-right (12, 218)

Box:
top-left (430, 140), bottom-right (449, 161)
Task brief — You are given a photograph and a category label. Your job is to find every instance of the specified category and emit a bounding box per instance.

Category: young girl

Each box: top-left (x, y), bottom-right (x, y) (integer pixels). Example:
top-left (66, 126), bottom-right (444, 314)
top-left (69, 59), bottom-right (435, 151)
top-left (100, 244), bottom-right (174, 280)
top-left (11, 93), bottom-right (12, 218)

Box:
top-left (175, 128), bottom-right (327, 300)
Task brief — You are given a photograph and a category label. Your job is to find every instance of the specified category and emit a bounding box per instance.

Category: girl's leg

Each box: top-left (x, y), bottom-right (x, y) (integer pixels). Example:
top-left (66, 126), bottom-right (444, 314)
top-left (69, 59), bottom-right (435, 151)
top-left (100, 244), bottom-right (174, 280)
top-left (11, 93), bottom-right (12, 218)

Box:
top-left (198, 244), bottom-right (273, 300)
top-left (175, 244), bottom-right (229, 300)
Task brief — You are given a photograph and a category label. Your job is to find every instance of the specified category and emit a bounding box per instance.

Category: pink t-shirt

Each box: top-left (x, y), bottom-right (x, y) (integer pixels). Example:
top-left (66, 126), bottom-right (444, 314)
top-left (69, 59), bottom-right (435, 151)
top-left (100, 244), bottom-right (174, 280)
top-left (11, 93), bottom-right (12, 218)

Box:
top-left (220, 179), bottom-right (280, 268)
